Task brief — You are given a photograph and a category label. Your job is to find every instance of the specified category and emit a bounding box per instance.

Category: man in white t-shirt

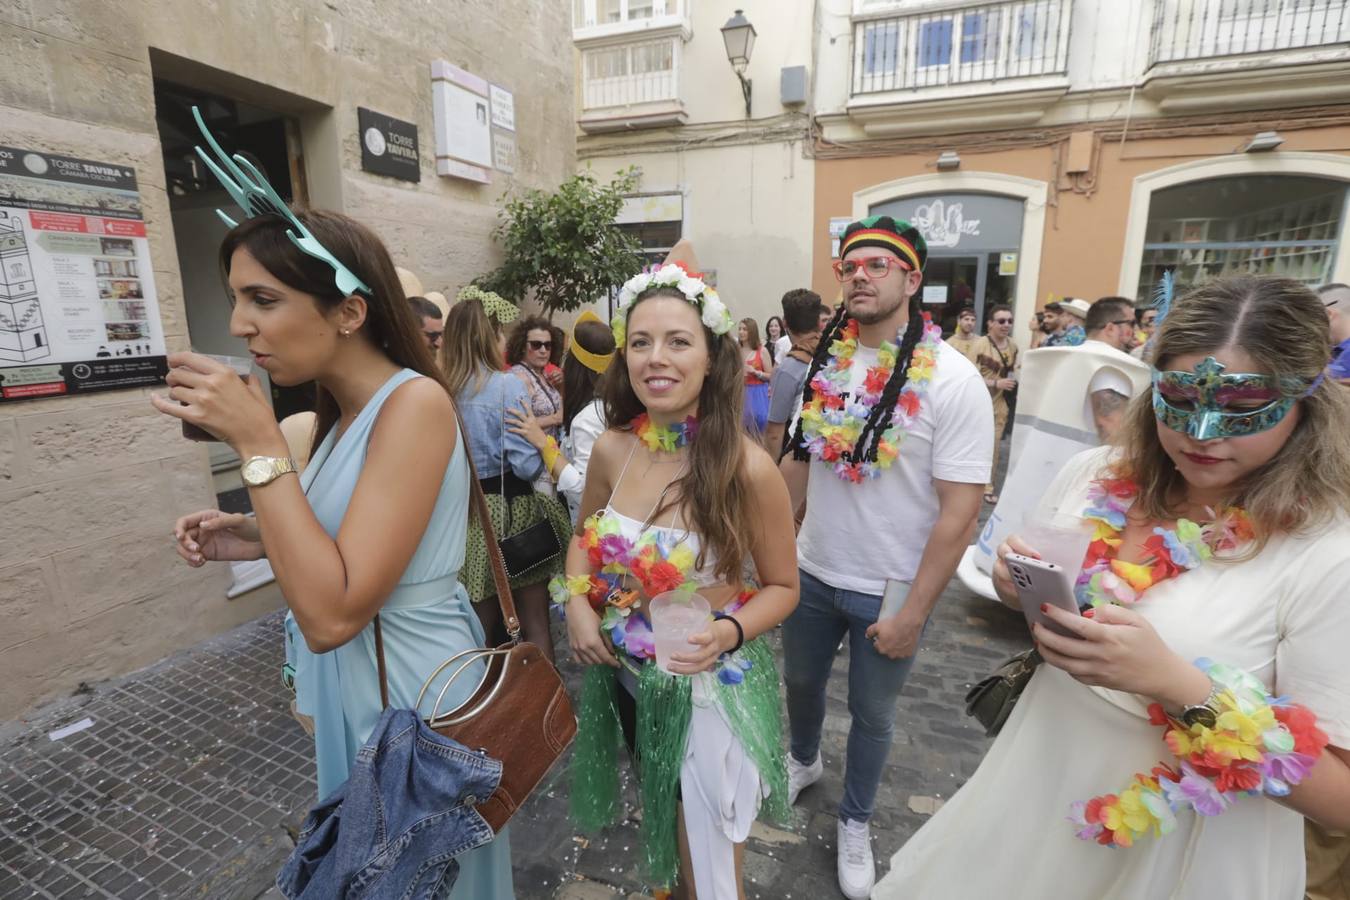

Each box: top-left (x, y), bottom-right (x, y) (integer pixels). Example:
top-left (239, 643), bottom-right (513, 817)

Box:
top-left (1080, 297), bottom-right (1140, 443)
top-left (778, 216), bottom-right (992, 899)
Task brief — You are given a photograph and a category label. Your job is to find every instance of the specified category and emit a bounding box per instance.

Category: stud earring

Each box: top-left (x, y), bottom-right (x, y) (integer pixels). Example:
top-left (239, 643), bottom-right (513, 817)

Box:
top-left (341, 329), bottom-right (350, 336)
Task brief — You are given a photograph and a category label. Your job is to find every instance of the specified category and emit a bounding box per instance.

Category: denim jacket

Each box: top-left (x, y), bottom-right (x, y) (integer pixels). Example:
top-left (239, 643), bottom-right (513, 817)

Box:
top-left (456, 369), bottom-right (544, 482)
top-left (276, 708), bottom-right (502, 899)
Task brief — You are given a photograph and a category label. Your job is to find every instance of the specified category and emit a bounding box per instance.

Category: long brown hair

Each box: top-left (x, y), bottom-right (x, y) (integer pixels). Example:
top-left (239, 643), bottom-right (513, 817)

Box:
top-left (739, 317), bottom-right (762, 351)
top-left (441, 299), bottom-right (504, 397)
top-left (563, 318), bottom-right (615, 432)
top-left (604, 289), bottom-right (753, 583)
top-left (1117, 275), bottom-right (1350, 546)
top-left (219, 210), bottom-right (449, 453)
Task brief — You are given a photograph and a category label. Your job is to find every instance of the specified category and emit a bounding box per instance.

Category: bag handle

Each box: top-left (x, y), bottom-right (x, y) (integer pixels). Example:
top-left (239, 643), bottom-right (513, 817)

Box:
top-left (374, 406), bottom-right (519, 709)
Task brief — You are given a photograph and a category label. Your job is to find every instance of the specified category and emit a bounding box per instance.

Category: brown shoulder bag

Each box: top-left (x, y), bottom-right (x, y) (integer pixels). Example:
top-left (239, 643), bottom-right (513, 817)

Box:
top-left (373, 422), bottom-right (577, 833)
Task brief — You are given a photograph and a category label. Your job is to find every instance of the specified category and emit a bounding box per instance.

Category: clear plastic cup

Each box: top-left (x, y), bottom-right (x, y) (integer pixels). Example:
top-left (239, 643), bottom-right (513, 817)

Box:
top-left (649, 591), bottom-right (712, 675)
top-left (180, 353), bottom-right (252, 442)
top-left (1017, 512), bottom-right (1094, 577)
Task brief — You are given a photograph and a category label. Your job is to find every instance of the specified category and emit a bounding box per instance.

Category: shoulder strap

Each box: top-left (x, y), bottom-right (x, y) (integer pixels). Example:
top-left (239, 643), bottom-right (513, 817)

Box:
top-left (374, 405), bottom-right (518, 710)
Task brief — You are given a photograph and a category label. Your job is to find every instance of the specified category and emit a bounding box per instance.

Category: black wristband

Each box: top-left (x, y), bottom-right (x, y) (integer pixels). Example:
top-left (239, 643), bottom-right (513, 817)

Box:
top-left (713, 611), bottom-right (745, 654)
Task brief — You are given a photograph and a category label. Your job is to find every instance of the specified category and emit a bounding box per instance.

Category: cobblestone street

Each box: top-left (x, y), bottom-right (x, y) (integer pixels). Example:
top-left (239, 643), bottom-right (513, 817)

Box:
top-left (0, 566), bottom-right (1028, 899)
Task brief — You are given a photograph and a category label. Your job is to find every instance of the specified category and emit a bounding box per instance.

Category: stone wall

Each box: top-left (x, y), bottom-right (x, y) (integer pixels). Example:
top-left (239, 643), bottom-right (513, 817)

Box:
top-left (0, 0), bottom-right (574, 718)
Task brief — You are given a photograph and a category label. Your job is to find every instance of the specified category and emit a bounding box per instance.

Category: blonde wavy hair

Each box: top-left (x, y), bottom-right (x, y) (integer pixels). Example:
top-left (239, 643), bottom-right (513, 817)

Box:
top-left (1117, 275), bottom-right (1350, 547)
top-left (440, 298), bottom-right (504, 397)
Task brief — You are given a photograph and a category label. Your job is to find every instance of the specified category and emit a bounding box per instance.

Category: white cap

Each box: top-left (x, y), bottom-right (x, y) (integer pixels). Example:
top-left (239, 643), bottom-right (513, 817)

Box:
top-left (1061, 298), bottom-right (1091, 319)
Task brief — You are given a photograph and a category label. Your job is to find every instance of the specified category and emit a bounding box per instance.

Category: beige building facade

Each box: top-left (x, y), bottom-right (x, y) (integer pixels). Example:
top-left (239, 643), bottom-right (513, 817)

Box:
top-left (0, 0), bottom-right (575, 718)
top-left (573, 0), bottom-right (817, 327)
top-left (809, 0), bottom-right (1350, 339)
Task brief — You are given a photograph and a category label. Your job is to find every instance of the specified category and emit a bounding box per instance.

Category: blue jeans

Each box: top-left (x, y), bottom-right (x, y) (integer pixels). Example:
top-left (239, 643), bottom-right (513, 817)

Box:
top-left (782, 569), bottom-right (920, 824)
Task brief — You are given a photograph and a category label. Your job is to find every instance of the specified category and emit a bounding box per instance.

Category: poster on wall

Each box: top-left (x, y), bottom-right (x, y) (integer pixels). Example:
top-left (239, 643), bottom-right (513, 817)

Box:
top-left (431, 61), bottom-right (493, 183)
top-left (0, 146), bottom-right (167, 403)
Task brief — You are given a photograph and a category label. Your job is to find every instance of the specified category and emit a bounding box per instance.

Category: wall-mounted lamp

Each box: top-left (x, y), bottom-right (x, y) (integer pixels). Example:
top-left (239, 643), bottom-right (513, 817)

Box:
top-left (936, 151), bottom-right (961, 171)
top-left (1243, 131), bottom-right (1284, 153)
top-left (720, 9), bottom-right (757, 118)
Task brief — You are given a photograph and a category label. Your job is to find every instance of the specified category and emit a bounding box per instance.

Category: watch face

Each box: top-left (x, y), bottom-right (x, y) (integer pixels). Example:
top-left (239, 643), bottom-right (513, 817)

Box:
top-left (243, 458), bottom-right (272, 485)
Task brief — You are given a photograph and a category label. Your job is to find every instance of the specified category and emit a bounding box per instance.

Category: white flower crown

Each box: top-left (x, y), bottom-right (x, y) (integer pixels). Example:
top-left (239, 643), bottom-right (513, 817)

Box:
top-left (610, 264), bottom-right (734, 346)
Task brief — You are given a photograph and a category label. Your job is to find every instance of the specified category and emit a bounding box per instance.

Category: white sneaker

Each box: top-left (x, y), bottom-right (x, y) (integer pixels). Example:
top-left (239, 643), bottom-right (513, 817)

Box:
top-left (836, 817), bottom-right (875, 900)
top-left (786, 753), bottom-right (823, 805)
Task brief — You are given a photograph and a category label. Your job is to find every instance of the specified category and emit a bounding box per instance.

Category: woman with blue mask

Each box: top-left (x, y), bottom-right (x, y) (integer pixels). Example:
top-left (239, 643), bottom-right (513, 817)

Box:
top-left (875, 275), bottom-right (1350, 900)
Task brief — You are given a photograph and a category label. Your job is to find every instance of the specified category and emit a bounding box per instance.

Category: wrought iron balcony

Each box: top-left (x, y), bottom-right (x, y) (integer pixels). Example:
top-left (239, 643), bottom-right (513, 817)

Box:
top-left (1149, 0), bottom-right (1350, 65)
top-left (852, 0), bottom-right (1073, 96)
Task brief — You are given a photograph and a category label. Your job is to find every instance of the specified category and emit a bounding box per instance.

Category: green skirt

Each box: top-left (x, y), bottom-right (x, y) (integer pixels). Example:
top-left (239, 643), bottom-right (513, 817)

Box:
top-left (570, 638), bottom-right (791, 889)
top-left (463, 489), bottom-right (572, 602)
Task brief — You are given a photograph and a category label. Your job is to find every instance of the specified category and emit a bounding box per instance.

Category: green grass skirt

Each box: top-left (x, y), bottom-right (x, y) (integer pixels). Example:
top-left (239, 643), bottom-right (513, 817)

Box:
top-left (569, 637), bottom-right (791, 889)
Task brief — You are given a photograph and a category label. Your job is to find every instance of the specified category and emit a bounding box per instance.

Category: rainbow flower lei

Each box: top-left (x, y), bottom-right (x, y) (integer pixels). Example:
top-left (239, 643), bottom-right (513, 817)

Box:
top-left (1075, 476), bottom-right (1253, 608)
top-left (798, 313), bottom-right (942, 483)
top-left (1071, 659), bottom-right (1328, 848)
top-left (548, 496), bottom-right (756, 684)
top-left (1064, 477), bottom-right (1327, 848)
top-left (633, 413), bottom-right (698, 452)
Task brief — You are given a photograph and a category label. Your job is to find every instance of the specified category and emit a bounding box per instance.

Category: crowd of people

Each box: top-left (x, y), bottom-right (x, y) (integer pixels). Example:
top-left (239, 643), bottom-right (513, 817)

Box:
top-left (152, 149), bottom-right (1349, 900)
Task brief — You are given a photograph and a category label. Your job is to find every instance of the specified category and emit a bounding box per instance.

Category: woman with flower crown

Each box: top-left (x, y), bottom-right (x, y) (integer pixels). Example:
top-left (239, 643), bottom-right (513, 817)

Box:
top-left (551, 244), bottom-right (799, 898)
top-left (873, 275), bottom-right (1350, 900)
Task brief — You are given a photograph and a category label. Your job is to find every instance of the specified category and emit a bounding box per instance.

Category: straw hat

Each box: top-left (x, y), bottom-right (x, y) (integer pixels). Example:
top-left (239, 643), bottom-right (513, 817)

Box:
top-left (422, 291), bottom-right (449, 319)
top-left (395, 266), bottom-right (424, 299)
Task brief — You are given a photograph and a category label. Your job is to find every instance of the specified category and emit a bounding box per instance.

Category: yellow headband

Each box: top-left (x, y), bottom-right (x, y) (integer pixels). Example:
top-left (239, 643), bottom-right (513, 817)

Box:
top-left (569, 310), bottom-right (615, 375)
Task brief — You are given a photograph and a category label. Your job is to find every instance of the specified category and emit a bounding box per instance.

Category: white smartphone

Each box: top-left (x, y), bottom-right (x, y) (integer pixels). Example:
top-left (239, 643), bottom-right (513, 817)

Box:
top-left (1004, 553), bottom-right (1081, 639)
top-left (879, 579), bottom-right (910, 620)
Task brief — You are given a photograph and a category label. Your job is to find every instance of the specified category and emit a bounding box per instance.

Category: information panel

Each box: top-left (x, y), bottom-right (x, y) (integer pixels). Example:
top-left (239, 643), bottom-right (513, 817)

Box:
top-left (0, 146), bottom-right (167, 402)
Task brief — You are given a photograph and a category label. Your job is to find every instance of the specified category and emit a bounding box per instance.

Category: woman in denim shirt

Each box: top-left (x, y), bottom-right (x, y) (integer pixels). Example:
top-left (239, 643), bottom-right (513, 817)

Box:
top-left (443, 299), bottom-right (570, 663)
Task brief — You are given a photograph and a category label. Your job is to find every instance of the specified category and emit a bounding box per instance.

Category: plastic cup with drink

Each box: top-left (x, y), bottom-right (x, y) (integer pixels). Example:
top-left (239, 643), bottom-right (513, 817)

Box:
top-left (649, 590), bottom-right (712, 676)
top-left (1016, 510), bottom-right (1094, 578)
top-left (179, 353), bottom-right (253, 442)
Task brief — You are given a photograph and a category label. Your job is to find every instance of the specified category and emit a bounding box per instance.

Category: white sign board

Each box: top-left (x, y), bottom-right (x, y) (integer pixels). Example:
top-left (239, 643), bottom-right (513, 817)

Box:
top-left (922, 285), bottom-right (948, 305)
top-left (431, 61), bottom-right (493, 183)
top-left (828, 216), bottom-right (852, 258)
top-left (489, 84), bottom-right (516, 132)
top-left (0, 146), bottom-right (167, 402)
top-left (616, 193), bottom-right (684, 225)
top-left (492, 130), bottom-right (516, 174)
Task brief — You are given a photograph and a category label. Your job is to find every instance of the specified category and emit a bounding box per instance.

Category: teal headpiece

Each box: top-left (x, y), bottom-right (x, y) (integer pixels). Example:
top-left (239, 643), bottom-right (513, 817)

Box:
top-left (1151, 355), bottom-right (1319, 440)
top-left (191, 106), bottom-right (372, 298)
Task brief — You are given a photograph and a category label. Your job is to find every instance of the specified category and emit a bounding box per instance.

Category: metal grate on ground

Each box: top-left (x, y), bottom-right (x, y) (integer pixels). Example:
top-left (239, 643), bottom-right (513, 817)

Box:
top-left (0, 612), bottom-right (312, 900)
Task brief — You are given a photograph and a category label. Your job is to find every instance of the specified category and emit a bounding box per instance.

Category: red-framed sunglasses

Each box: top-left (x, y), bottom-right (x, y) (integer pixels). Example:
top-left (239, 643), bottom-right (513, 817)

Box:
top-left (832, 255), bottom-right (913, 282)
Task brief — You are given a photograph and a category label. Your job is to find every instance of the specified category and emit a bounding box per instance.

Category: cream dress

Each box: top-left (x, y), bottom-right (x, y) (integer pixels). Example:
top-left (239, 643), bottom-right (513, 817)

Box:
top-left (874, 446), bottom-right (1350, 900)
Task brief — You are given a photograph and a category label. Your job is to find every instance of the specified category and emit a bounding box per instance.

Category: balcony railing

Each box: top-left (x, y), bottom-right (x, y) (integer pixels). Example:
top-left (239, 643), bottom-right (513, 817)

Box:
top-left (852, 0), bottom-right (1072, 96)
top-left (581, 37), bottom-right (679, 110)
top-left (1150, 0), bottom-right (1350, 65)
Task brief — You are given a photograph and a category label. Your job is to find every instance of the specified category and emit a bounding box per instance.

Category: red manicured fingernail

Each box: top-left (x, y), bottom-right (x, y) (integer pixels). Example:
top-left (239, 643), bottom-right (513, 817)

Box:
top-left (1040, 603), bottom-right (1049, 613)
top-left (1083, 609), bottom-right (1095, 619)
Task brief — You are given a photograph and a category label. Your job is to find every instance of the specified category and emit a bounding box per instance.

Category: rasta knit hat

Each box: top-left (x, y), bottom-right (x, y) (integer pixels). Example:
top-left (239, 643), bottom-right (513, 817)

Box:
top-left (839, 215), bottom-right (927, 272)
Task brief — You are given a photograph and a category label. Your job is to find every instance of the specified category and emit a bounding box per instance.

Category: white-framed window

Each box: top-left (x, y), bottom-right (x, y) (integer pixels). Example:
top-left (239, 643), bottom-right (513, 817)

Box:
top-left (582, 37), bottom-right (679, 110)
top-left (854, 1), bottom-right (1069, 93)
top-left (574, 0), bottom-right (670, 29)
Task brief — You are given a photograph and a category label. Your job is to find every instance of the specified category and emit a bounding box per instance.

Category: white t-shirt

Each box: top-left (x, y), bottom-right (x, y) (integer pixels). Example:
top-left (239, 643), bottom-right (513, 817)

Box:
top-left (558, 398), bottom-right (606, 524)
top-left (773, 334), bottom-right (791, 363)
top-left (796, 340), bottom-right (994, 594)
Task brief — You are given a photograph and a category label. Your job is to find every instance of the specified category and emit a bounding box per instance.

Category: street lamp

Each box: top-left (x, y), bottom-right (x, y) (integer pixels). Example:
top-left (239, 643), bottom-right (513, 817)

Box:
top-left (720, 9), bottom-right (757, 118)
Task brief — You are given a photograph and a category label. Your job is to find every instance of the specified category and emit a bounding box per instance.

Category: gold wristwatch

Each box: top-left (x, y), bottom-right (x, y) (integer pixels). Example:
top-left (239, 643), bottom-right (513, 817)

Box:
top-left (241, 455), bottom-right (297, 488)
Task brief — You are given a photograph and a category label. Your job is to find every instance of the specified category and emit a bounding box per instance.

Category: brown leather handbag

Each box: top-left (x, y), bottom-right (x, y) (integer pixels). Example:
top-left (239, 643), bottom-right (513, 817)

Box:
top-left (372, 428), bottom-right (576, 834)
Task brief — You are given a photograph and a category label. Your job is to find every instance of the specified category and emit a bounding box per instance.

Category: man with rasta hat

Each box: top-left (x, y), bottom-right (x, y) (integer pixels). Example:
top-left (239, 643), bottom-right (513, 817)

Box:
top-left (778, 216), bottom-right (993, 897)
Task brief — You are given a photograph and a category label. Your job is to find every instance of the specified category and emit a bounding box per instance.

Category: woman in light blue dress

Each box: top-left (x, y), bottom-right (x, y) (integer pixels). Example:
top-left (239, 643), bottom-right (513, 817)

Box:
top-left (156, 208), bottom-right (512, 898)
